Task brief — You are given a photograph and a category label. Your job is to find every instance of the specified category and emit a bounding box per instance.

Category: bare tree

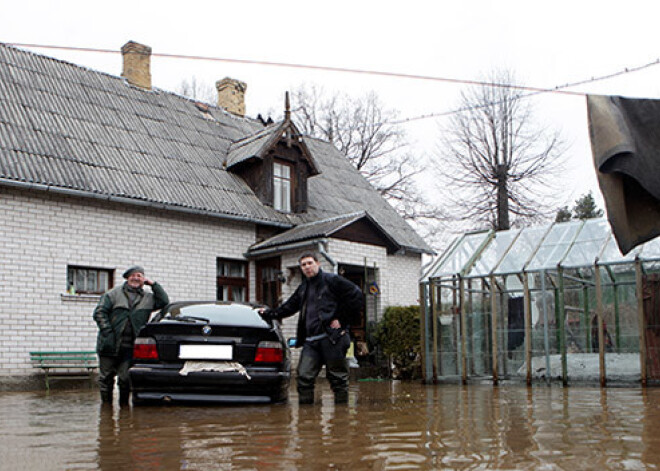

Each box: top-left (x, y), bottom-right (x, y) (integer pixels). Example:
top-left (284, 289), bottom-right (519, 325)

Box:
top-left (176, 77), bottom-right (216, 104)
top-left (435, 70), bottom-right (566, 231)
top-left (292, 85), bottom-right (443, 223)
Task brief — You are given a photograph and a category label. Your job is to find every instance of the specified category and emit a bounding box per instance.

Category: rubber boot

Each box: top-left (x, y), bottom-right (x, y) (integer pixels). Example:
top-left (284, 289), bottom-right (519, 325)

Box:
top-left (100, 389), bottom-right (113, 404)
top-left (334, 389), bottom-right (348, 404)
top-left (298, 390), bottom-right (315, 405)
top-left (119, 388), bottom-right (130, 405)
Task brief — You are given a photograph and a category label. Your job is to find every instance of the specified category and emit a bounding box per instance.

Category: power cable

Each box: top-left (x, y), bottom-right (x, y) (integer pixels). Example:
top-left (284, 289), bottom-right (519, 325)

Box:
top-left (7, 42), bottom-right (660, 125)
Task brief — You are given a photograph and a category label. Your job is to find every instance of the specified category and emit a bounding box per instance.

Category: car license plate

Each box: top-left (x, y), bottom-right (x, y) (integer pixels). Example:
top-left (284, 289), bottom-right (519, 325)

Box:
top-left (179, 344), bottom-right (233, 360)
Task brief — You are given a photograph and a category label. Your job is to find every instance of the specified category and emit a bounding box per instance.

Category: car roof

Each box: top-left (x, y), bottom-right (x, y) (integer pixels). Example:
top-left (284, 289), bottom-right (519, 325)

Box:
top-left (164, 301), bottom-right (264, 311)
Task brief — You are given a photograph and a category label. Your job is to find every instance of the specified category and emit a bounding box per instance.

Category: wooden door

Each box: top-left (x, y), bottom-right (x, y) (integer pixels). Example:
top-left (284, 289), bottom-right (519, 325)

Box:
top-left (256, 257), bottom-right (281, 308)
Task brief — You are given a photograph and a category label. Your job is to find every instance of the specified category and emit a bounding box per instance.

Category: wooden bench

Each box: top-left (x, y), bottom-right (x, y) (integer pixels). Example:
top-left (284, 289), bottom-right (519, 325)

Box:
top-left (29, 351), bottom-right (98, 391)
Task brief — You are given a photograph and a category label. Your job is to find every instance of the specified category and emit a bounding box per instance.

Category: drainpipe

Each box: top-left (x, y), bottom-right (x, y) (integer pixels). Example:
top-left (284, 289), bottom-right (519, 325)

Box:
top-left (318, 242), bottom-right (338, 274)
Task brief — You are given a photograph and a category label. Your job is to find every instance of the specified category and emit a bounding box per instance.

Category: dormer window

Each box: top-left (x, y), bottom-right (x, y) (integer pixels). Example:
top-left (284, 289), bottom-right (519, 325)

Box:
top-left (226, 120), bottom-right (317, 214)
top-left (273, 161), bottom-right (293, 212)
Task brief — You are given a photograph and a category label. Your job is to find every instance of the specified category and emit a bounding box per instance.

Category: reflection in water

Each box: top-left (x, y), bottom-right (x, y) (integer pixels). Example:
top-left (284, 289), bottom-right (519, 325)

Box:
top-left (1, 382), bottom-right (660, 469)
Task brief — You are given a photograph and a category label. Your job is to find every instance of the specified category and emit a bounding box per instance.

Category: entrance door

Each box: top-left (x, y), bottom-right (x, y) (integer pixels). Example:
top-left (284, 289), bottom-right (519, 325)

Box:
top-left (339, 266), bottom-right (367, 345)
top-left (256, 257), bottom-right (281, 308)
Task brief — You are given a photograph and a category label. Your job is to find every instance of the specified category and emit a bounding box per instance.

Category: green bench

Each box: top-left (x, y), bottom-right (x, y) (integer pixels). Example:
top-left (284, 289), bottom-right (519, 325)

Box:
top-left (29, 351), bottom-right (98, 391)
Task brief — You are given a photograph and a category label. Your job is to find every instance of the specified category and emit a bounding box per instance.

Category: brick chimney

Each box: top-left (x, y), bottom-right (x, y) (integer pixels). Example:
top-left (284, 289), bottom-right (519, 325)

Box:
top-left (216, 78), bottom-right (247, 116)
top-left (121, 41), bottom-right (152, 89)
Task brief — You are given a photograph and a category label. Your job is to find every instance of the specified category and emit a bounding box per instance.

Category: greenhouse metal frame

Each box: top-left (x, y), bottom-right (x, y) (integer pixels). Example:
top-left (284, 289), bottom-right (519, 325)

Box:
top-left (419, 218), bottom-right (660, 386)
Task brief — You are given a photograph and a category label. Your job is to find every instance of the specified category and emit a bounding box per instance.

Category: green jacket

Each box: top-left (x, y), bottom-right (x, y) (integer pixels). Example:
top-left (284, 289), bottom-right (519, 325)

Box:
top-left (93, 282), bottom-right (169, 356)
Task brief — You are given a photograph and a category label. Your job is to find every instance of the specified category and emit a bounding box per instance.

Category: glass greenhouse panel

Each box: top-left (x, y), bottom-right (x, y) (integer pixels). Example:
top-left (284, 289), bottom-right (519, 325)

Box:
top-left (562, 219), bottom-right (610, 268)
top-left (599, 236), bottom-right (639, 265)
top-left (431, 231), bottom-right (491, 278)
top-left (526, 221), bottom-right (582, 272)
top-left (494, 225), bottom-right (549, 275)
top-left (640, 235), bottom-right (660, 261)
top-left (467, 229), bottom-right (520, 278)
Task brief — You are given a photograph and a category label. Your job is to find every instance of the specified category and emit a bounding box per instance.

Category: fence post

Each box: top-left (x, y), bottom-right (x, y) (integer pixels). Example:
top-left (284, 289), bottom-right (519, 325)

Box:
top-left (490, 275), bottom-right (498, 385)
top-left (523, 272), bottom-right (532, 386)
top-left (636, 259), bottom-right (647, 387)
top-left (460, 277), bottom-right (468, 384)
top-left (430, 281), bottom-right (439, 382)
top-left (594, 263), bottom-right (606, 387)
top-left (558, 266), bottom-right (568, 386)
top-left (419, 282), bottom-right (429, 383)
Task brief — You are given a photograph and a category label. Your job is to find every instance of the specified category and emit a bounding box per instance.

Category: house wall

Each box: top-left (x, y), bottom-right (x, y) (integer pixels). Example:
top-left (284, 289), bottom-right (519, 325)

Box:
top-left (0, 186), bottom-right (424, 386)
top-left (0, 187), bottom-right (256, 382)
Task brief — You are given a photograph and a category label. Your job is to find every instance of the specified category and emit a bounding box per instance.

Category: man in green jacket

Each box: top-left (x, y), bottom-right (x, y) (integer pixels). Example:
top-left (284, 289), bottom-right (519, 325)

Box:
top-left (93, 266), bottom-right (169, 404)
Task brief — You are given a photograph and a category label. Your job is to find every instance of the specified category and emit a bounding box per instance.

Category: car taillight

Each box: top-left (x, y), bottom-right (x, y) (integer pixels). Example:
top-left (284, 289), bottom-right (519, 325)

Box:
top-left (255, 341), bottom-right (283, 363)
top-left (133, 337), bottom-right (158, 360)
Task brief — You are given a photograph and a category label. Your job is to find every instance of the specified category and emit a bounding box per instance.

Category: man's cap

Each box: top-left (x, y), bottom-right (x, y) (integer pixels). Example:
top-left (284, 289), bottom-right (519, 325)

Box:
top-left (123, 266), bottom-right (145, 279)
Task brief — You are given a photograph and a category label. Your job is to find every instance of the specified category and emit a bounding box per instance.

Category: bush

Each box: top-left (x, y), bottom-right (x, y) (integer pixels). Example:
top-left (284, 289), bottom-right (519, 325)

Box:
top-left (374, 305), bottom-right (421, 380)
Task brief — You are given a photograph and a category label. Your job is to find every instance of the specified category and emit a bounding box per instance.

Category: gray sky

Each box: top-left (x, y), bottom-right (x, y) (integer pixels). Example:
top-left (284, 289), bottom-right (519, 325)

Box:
top-left (2, 0), bottom-right (660, 217)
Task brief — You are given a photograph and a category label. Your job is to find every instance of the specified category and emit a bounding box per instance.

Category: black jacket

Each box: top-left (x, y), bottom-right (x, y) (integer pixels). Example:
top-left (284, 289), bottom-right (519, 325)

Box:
top-left (268, 269), bottom-right (364, 346)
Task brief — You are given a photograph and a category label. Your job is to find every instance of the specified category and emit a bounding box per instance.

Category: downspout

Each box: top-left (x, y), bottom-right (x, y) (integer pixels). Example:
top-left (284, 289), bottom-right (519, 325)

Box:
top-left (318, 242), bottom-right (338, 274)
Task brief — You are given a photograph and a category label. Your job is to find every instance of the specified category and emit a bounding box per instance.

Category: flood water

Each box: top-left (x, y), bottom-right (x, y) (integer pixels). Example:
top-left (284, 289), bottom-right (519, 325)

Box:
top-left (1, 381), bottom-right (660, 470)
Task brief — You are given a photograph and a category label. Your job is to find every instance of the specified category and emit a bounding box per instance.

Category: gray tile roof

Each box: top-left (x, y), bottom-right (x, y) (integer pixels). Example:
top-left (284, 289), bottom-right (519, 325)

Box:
top-left (226, 124), bottom-right (281, 168)
top-left (0, 43), bottom-right (432, 253)
top-left (251, 211), bottom-right (369, 251)
top-left (299, 138), bottom-right (430, 252)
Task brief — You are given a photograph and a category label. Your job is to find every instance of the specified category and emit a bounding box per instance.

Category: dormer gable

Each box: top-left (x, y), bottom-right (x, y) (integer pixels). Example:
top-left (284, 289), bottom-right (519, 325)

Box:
top-left (226, 118), bottom-right (318, 214)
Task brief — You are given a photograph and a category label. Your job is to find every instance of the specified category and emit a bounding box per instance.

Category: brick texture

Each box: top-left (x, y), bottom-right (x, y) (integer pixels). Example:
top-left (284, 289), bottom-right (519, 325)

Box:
top-left (0, 187), bottom-right (422, 379)
top-left (0, 187), bottom-right (255, 377)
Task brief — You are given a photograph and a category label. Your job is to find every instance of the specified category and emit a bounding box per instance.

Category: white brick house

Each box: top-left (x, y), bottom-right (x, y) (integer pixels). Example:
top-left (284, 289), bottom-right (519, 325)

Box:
top-left (0, 42), bottom-right (432, 387)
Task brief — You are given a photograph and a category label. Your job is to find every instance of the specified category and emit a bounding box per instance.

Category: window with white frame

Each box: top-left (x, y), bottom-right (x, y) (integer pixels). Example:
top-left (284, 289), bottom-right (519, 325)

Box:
top-left (67, 266), bottom-right (113, 295)
top-left (217, 259), bottom-right (248, 302)
top-left (273, 161), bottom-right (292, 212)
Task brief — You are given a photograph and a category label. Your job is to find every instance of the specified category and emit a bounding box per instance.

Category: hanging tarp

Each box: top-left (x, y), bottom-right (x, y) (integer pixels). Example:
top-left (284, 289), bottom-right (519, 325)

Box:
top-left (587, 95), bottom-right (660, 254)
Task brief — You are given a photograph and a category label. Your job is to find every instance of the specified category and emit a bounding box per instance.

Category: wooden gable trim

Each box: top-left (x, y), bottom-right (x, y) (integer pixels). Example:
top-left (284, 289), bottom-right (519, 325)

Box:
top-left (332, 219), bottom-right (400, 254)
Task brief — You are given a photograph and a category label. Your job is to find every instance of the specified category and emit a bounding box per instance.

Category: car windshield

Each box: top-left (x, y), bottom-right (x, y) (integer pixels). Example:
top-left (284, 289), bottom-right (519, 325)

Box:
top-left (162, 304), bottom-right (269, 328)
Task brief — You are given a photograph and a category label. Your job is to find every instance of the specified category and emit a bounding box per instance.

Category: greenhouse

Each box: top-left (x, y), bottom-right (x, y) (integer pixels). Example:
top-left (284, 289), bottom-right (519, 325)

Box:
top-left (419, 218), bottom-right (660, 386)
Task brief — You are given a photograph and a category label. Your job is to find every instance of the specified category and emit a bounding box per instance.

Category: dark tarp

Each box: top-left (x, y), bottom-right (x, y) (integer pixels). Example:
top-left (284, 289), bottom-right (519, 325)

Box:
top-left (587, 95), bottom-right (660, 254)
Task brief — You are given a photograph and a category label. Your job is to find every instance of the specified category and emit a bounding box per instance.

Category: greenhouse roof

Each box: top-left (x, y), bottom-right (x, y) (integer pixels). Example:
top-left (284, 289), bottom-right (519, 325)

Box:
top-left (423, 218), bottom-right (660, 281)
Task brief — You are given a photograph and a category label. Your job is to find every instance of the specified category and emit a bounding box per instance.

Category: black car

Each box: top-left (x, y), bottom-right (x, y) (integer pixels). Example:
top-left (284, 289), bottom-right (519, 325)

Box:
top-left (129, 301), bottom-right (291, 404)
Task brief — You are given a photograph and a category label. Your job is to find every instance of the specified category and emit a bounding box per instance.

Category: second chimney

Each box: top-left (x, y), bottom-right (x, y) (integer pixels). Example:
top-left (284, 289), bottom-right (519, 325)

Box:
top-left (216, 78), bottom-right (247, 116)
top-left (121, 41), bottom-right (152, 90)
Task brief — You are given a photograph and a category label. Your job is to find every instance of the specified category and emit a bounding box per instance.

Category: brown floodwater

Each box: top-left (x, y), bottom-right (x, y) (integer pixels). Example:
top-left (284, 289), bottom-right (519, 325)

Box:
top-left (1, 381), bottom-right (660, 470)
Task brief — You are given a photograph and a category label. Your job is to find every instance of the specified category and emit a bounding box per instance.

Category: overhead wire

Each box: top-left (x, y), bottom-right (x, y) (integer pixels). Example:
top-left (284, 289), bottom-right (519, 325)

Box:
top-left (7, 42), bottom-right (660, 125)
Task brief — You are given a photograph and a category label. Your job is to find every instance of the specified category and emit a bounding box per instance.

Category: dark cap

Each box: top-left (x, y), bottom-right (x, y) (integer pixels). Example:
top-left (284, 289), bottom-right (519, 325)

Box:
top-left (122, 266), bottom-right (145, 279)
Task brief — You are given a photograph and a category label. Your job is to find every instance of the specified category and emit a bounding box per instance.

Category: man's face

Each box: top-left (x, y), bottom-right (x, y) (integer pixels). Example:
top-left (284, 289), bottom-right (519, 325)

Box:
top-left (126, 272), bottom-right (145, 289)
top-left (299, 257), bottom-right (320, 279)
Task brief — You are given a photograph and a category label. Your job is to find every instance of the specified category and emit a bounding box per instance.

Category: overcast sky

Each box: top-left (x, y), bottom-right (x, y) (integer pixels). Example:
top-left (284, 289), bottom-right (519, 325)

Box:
top-left (2, 0), bottom-right (660, 217)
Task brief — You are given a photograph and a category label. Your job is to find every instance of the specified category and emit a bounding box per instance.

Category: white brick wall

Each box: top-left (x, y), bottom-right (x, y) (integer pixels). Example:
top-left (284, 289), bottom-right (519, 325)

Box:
top-left (0, 187), bottom-right (424, 379)
top-left (0, 187), bottom-right (256, 377)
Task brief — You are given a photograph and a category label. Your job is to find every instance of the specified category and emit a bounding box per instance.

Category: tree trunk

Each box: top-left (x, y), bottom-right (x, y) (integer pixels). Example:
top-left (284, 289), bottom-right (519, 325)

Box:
top-left (496, 164), bottom-right (510, 230)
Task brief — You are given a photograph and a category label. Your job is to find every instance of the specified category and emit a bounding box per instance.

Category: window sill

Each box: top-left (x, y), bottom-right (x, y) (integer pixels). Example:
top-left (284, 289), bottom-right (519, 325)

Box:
top-left (61, 294), bottom-right (101, 303)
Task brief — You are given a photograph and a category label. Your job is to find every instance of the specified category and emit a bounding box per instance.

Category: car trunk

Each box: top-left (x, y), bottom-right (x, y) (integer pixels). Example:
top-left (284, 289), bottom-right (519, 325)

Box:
top-left (138, 322), bottom-right (280, 366)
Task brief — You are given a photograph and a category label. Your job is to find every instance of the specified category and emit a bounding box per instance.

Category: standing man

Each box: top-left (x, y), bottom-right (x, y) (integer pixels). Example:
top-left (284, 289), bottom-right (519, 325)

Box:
top-left (93, 266), bottom-right (169, 404)
top-left (260, 252), bottom-right (364, 404)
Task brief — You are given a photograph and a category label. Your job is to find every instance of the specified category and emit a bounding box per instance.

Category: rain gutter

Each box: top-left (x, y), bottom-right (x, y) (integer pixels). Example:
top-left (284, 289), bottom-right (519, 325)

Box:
top-left (1, 179), bottom-right (293, 228)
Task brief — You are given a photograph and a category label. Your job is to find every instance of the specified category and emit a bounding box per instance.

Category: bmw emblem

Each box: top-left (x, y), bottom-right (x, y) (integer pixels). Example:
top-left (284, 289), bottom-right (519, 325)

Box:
top-left (202, 325), bottom-right (212, 336)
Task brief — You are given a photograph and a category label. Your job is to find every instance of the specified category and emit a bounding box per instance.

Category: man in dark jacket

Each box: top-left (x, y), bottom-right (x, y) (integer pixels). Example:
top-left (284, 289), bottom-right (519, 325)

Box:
top-left (93, 266), bottom-right (169, 404)
top-left (260, 252), bottom-right (364, 404)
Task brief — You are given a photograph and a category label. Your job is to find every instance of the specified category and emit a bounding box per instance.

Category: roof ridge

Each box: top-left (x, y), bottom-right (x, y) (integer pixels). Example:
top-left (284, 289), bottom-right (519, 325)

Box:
top-left (0, 42), bottom-right (264, 127)
top-left (229, 122), bottom-right (283, 148)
